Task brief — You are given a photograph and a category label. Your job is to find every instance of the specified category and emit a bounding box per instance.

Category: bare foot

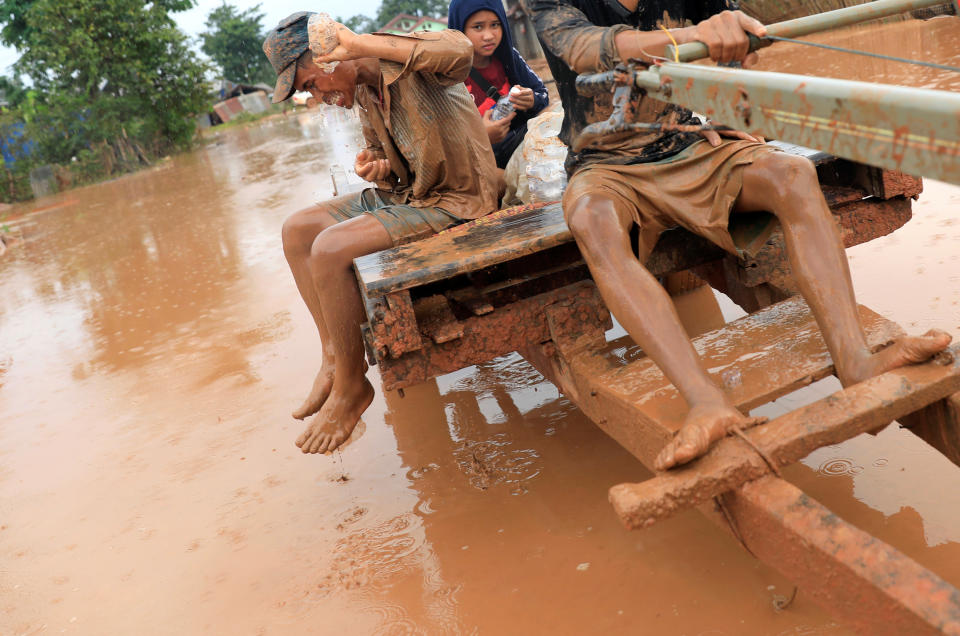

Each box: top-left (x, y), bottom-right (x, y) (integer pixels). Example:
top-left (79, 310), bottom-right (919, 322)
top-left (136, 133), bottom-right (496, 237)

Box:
top-left (291, 359), bottom-right (368, 420)
top-left (292, 364), bottom-right (335, 420)
top-left (842, 329), bottom-right (952, 386)
top-left (296, 378), bottom-right (375, 454)
top-left (654, 402), bottom-right (766, 471)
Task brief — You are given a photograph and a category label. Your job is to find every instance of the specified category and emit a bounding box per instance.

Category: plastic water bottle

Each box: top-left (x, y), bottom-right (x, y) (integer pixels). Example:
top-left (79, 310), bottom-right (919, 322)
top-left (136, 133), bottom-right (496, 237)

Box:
top-left (491, 86), bottom-right (521, 121)
top-left (307, 13), bottom-right (339, 73)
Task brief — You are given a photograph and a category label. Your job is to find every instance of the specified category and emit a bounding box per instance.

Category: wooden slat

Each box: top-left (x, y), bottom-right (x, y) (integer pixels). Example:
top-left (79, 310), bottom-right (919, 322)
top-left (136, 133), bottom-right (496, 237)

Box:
top-left (354, 203), bottom-right (569, 297)
top-left (609, 344), bottom-right (960, 528)
top-left (595, 296), bottom-right (904, 435)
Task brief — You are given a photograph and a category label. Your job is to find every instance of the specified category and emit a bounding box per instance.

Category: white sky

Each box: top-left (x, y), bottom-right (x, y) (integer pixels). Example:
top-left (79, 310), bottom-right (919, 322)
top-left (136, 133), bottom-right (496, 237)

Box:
top-left (0, 0), bottom-right (384, 78)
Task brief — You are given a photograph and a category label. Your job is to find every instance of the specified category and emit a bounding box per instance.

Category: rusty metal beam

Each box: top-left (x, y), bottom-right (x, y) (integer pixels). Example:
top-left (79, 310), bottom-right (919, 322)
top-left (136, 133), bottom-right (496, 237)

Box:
top-left (722, 476), bottom-right (960, 636)
top-left (520, 298), bottom-right (960, 635)
top-left (633, 61), bottom-right (960, 184)
top-left (376, 281), bottom-right (610, 391)
top-left (608, 345), bottom-right (960, 529)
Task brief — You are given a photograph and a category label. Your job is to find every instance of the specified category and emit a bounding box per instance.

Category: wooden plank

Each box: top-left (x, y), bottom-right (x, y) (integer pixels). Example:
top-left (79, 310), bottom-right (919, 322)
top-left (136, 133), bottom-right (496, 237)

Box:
top-left (608, 344), bottom-right (960, 528)
top-left (594, 296), bottom-right (904, 436)
top-left (354, 203), bottom-right (569, 298)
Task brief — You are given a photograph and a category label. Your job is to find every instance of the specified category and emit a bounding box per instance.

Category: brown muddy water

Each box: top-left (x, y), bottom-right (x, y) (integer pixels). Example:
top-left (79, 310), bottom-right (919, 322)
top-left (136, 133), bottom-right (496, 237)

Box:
top-left (2, 17), bottom-right (960, 636)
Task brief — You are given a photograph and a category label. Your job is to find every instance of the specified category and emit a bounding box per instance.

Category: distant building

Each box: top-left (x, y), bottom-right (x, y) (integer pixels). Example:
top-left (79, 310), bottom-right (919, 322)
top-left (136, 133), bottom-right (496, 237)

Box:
top-left (380, 13), bottom-right (447, 34)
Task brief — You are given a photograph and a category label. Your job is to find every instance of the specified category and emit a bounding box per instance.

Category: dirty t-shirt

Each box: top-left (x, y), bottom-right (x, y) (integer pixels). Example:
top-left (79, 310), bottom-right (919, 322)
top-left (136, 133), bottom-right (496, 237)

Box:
top-left (530, 0), bottom-right (731, 172)
top-left (355, 30), bottom-right (500, 220)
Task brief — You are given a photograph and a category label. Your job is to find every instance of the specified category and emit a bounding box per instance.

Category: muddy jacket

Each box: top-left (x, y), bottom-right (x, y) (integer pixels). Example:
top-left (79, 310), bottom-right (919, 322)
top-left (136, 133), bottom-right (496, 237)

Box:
top-left (529, 0), bottom-right (731, 172)
top-left (356, 30), bottom-right (500, 219)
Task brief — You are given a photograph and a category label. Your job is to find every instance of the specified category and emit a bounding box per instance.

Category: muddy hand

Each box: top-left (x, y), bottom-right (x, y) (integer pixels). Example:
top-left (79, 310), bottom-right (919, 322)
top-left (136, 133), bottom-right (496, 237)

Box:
top-left (692, 10), bottom-right (767, 64)
top-left (483, 108), bottom-right (515, 144)
top-left (312, 22), bottom-right (359, 63)
top-left (354, 149), bottom-right (391, 182)
top-left (701, 123), bottom-right (764, 147)
top-left (508, 86), bottom-right (535, 111)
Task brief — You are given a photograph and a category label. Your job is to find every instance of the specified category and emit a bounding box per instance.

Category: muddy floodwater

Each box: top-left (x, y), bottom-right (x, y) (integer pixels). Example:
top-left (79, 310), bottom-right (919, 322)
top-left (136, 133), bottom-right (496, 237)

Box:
top-left (3, 17), bottom-right (960, 636)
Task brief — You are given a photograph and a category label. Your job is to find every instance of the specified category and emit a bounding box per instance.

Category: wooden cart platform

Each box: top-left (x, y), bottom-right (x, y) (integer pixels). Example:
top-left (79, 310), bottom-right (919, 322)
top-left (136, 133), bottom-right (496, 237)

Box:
top-left (352, 146), bottom-right (960, 635)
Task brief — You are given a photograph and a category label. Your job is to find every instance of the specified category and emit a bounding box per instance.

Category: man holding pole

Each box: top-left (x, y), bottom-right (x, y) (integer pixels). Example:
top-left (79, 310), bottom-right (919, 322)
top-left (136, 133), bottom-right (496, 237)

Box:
top-left (530, 0), bottom-right (951, 470)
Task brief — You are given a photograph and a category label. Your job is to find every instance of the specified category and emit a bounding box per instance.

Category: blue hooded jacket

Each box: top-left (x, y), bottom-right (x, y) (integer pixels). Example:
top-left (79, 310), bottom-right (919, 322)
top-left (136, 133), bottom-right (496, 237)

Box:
top-left (448, 0), bottom-right (549, 166)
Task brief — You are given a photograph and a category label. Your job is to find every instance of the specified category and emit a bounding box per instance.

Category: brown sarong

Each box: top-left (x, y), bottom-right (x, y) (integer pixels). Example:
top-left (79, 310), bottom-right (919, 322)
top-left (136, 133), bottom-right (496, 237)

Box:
top-left (562, 139), bottom-right (780, 260)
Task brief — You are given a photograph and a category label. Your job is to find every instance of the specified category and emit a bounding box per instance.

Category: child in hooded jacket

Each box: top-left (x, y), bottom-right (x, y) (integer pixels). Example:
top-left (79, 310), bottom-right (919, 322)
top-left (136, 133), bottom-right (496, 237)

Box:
top-left (448, 0), bottom-right (549, 168)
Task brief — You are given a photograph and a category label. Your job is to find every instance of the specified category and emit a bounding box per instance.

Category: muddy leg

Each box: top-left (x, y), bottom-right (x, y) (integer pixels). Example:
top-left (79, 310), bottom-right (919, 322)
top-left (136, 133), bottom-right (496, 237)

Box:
top-left (735, 153), bottom-right (950, 386)
top-left (567, 194), bottom-right (762, 471)
top-left (295, 214), bottom-right (390, 454)
top-left (282, 202), bottom-right (342, 419)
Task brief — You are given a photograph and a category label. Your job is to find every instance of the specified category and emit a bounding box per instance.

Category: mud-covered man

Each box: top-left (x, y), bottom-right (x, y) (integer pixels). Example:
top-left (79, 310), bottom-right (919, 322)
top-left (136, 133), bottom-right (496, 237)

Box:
top-left (530, 0), bottom-right (952, 469)
top-left (265, 13), bottom-right (499, 454)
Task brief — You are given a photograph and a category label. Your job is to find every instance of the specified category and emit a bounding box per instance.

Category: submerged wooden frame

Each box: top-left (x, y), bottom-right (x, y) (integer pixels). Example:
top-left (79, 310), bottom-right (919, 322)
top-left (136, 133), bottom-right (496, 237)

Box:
top-left (351, 150), bottom-right (960, 634)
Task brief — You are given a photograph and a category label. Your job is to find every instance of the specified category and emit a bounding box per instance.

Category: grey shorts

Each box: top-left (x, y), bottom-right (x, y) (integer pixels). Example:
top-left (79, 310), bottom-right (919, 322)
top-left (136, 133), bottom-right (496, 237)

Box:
top-left (326, 188), bottom-right (464, 246)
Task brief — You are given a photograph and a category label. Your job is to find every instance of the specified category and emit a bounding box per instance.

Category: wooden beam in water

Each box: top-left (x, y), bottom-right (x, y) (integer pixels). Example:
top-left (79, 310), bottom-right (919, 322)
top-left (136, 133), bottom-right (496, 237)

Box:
top-left (520, 296), bottom-right (960, 635)
top-left (725, 476), bottom-right (960, 636)
top-left (608, 344), bottom-right (960, 529)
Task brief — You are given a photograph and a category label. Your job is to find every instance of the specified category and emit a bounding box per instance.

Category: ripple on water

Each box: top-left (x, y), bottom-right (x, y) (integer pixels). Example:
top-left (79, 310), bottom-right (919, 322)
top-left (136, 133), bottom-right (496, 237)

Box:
top-left (317, 512), bottom-right (429, 596)
top-left (453, 433), bottom-right (541, 492)
top-left (817, 457), bottom-right (864, 477)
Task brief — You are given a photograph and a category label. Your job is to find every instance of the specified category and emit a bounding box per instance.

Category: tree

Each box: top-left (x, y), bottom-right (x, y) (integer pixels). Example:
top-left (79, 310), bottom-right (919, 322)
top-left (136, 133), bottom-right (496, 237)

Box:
top-left (375, 0), bottom-right (450, 28)
top-left (200, 2), bottom-right (274, 85)
top-left (6, 0), bottom-right (209, 164)
top-left (338, 14), bottom-right (378, 34)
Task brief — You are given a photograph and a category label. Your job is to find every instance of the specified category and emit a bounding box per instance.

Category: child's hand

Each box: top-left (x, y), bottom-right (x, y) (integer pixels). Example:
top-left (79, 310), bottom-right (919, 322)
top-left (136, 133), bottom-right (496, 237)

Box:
top-left (354, 149), bottom-right (391, 181)
top-left (482, 108), bottom-right (515, 144)
top-left (508, 86), bottom-right (535, 111)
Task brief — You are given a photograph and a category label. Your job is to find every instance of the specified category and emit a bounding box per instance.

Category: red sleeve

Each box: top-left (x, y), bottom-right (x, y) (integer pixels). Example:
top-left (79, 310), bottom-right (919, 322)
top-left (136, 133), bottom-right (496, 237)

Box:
top-left (467, 58), bottom-right (510, 115)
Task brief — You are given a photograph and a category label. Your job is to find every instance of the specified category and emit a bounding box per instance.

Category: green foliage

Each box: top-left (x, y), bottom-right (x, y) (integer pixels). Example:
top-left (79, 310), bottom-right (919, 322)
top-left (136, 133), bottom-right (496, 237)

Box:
top-left (338, 14), bottom-right (379, 34)
top-left (0, 0), bottom-right (210, 177)
top-left (375, 0), bottom-right (450, 27)
top-left (201, 2), bottom-right (275, 85)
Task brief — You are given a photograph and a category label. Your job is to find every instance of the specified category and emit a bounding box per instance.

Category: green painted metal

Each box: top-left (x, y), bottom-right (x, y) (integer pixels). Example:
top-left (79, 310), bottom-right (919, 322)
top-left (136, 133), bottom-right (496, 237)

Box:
top-left (633, 63), bottom-right (960, 184)
top-left (668, 0), bottom-right (949, 63)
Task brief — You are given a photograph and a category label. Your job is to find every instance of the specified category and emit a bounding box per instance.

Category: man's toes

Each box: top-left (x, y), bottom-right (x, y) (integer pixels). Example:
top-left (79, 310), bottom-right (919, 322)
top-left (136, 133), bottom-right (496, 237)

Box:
top-left (926, 329), bottom-right (953, 347)
top-left (318, 436), bottom-right (333, 454)
top-left (744, 415), bottom-right (768, 429)
top-left (307, 433), bottom-right (328, 454)
top-left (295, 431), bottom-right (308, 448)
top-left (670, 439), bottom-right (699, 467)
top-left (654, 445), bottom-right (676, 471)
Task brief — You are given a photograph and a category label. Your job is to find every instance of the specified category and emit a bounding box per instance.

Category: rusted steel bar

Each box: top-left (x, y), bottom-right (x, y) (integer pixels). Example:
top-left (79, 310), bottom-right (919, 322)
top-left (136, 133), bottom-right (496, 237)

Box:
top-left (723, 476), bottom-right (960, 636)
top-left (608, 345), bottom-right (960, 529)
top-left (669, 0), bottom-right (949, 62)
top-left (522, 309), bottom-right (960, 634)
top-left (375, 280), bottom-right (610, 391)
top-left (631, 62), bottom-right (960, 186)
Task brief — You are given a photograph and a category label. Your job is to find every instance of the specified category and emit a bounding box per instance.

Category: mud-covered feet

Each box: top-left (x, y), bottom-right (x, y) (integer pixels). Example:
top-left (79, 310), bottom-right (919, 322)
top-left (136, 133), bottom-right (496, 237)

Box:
top-left (654, 402), bottom-right (766, 471)
top-left (292, 364), bottom-right (335, 420)
top-left (295, 378), bottom-right (375, 454)
top-left (842, 329), bottom-right (953, 386)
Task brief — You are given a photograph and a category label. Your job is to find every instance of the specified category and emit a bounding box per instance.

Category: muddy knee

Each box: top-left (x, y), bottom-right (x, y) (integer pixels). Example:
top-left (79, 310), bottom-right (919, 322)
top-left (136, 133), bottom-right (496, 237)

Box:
top-left (282, 204), bottom-right (337, 260)
top-left (566, 195), bottom-right (632, 256)
top-left (748, 153), bottom-right (823, 219)
top-left (309, 223), bottom-right (365, 272)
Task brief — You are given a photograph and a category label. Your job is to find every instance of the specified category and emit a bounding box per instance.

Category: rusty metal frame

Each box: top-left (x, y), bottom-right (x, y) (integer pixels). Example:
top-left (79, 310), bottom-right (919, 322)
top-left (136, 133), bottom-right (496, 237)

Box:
top-left (632, 61), bottom-right (960, 185)
top-left (522, 299), bottom-right (960, 635)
